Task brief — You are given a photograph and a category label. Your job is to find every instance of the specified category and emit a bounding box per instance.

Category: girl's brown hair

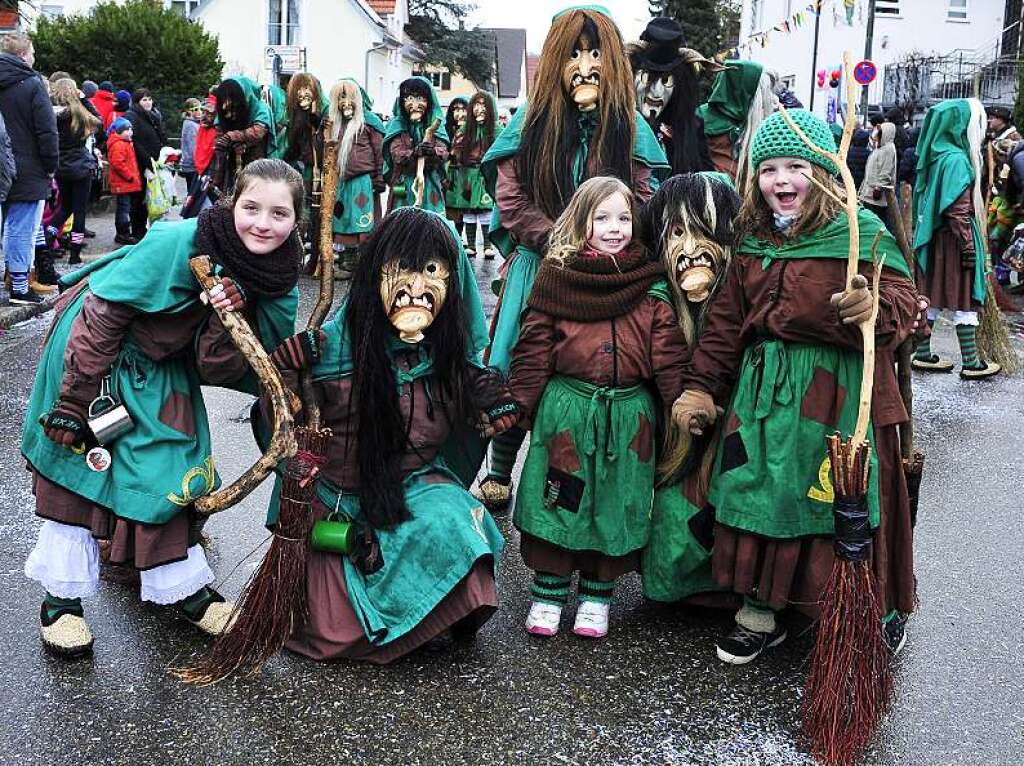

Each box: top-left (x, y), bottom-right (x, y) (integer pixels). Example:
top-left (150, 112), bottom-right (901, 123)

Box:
top-left (52, 78), bottom-right (100, 138)
top-left (231, 158), bottom-right (306, 222)
top-left (546, 175), bottom-right (635, 265)
top-left (734, 162), bottom-right (842, 243)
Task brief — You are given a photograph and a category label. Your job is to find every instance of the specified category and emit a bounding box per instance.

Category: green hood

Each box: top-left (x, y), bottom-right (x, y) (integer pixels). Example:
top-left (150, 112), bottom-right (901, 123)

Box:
top-left (912, 98), bottom-right (986, 303)
top-left (219, 76), bottom-right (277, 156)
top-left (383, 76), bottom-right (451, 179)
top-left (698, 60), bottom-right (764, 144)
top-left (341, 77), bottom-right (385, 135)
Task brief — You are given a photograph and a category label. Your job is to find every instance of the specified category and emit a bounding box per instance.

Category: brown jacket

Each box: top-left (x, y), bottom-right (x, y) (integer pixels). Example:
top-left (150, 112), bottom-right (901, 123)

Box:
top-left (343, 126), bottom-right (385, 190)
top-left (387, 132), bottom-right (449, 181)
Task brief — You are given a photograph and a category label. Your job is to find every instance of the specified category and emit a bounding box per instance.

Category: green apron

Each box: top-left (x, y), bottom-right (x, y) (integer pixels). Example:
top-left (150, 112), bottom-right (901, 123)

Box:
top-left (514, 375), bottom-right (657, 557)
top-left (383, 76), bottom-right (450, 216)
top-left (333, 173), bottom-right (376, 236)
top-left (447, 164), bottom-right (492, 210)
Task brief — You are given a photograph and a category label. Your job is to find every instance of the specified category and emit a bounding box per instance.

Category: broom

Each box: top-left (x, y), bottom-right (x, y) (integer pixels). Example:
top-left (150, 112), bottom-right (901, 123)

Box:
top-left (412, 118), bottom-right (442, 208)
top-left (778, 52), bottom-right (894, 766)
top-left (176, 121), bottom-right (341, 685)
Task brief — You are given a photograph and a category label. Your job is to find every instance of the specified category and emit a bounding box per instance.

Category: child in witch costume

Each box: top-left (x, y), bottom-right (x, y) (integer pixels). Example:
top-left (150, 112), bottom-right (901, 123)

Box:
top-left (454, 91), bottom-right (501, 259)
top-left (673, 110), bottom-right (920, 665)
top-left (508, 176), bottom-right (687, 639)
top-left (477, 5), bottom-right (670, 514)
top-left (264, 207), bottom-right (515, 662)
top-left (21, 159), bottom-right (303, 657)
top-left (911, 98), bottom-right (1000, 379)
top-left (444, 97), bottom-right (469, 240)
top-left (211, 76), bottom-right (277, 193)
top-left (327, 79), bottom-right (385, 280)
top-left (383, 77), bottom-right (450, 215)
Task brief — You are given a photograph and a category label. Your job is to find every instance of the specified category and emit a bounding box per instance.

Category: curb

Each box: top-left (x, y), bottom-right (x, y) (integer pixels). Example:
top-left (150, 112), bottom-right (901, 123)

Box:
top-left (0, 292), bottom-right (58, 331)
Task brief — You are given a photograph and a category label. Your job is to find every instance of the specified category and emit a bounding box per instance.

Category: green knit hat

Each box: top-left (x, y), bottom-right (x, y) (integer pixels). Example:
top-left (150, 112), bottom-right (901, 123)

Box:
top-left (750, 109), bottom-right (839, 176)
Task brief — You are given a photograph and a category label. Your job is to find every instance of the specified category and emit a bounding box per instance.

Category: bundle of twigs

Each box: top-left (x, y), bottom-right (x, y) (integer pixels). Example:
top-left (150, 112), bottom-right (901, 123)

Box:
top-left (177, 122), bottom-right (341, 685)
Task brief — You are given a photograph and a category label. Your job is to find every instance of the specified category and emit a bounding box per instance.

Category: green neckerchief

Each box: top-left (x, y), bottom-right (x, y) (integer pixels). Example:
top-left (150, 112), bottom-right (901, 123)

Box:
top-left (698, 60), bottom-right (764, 144)
top-left (739, 207), bottom-right (911, 278)
top-left (342, 77), bottom-right (386, 135)
top-left (382, 76), bottom-right (451, 180)
top-left (912, 98), bottom-right (986, 303)
top-left (218, 76), bottom-right (276, 156)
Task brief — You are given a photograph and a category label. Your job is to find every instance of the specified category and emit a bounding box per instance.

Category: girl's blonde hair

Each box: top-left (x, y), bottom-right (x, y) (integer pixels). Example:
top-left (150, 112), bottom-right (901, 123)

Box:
top-left (734, 161), bottom-right (842, 243)
top-left (52, 78), bottom-right (100, 138)
top-left (546, 176), bottom-right (636, 265)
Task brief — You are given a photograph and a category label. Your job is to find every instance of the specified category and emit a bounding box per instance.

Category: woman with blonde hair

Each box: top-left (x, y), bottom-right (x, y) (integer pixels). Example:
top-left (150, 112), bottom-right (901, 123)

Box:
top-left (51, 77), bottom-right (100, 264)
top-left (506, 175), bottom-right (687, 639)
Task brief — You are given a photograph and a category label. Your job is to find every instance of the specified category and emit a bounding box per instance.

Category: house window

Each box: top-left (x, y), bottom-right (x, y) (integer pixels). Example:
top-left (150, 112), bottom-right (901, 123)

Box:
top-left (412, 71), bottom-right (449, 90)
top-left (40, 4), bottom-right (64, 18)
top-left (948, 0), bottom-right (968, 20)
top-left (268, 0), bottom-right (299, 45)
top-left (876, 0), bottom-right (900, 15)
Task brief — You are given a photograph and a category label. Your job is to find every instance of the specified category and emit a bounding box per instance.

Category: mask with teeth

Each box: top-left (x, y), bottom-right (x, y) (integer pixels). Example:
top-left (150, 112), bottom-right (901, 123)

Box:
top-left (634, 71), bottom-right (674, 121)
top-left (403, 94), bottom-right (428, 123)
top-left (562, 37), bottom-right (602, 111)
top-left (379, 256), bottom-right (450, 343)
top-left (471, 100), bottom-right (486, 123)
top-left (453, 104), bottom-right (467, 127)
top-left (297, 86), bottom-right (314, 111)
top-left (666, 224), bottom-right (726, 303)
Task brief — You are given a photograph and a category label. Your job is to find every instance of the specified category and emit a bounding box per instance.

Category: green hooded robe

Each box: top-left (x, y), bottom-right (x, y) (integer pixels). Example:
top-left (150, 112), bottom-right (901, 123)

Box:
top-left (697, 60), bottom-right (765, 146)
top-left (382, 77), bottom-right (451, 215)
top-left (447, 91), bottom-right (501, 212)
top-left (334, 79), bottom-right (387, 237)
top-left (219, 76), bottom-right (277, 158)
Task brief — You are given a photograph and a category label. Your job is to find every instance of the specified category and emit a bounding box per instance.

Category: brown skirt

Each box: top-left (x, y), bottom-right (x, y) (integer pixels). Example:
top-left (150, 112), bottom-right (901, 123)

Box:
top-left (918, 228), bottom-right (980, 313)
top-left (520, 533), bottom-right (640, 581)
top-left (284, 499), bottom-right (499, 664)
top-left (710, 424), bottom-right (915, 617)
top-left (32, 471), bottom-right (199, 570)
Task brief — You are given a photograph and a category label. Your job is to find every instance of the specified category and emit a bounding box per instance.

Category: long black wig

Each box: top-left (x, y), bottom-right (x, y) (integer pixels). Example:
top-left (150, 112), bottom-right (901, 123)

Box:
top-left (445, 97), bottom-right (468, 146)
top-left (345, 207), bottom-right (475, 528)
top-left (216, 78), bottom-right (248, 132)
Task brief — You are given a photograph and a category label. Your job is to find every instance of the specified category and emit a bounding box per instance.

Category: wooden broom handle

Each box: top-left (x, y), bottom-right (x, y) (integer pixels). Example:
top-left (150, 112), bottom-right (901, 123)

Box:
top-left (413, 118), bottom-right (441, 208)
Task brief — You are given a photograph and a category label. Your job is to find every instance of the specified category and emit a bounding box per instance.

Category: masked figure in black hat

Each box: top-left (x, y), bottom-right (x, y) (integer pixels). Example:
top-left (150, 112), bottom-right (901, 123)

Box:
top-left (984, 104), bottom-right (1023, 276)
top-left (629, 17), bottom-right (718, 175)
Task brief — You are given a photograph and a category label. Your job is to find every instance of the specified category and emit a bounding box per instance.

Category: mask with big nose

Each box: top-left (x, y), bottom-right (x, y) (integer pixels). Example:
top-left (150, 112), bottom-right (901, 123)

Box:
top-left (297, 86), bottom-right (314, 111)
top-left (666, 224), bottom-right (725, 303)
top-left (471, 100), bottom-right (487, 123)
top-left (562, 37), bottom-right (602, 112)
top-left (404, 94), bottom-right (428, 123)
top-left (339, 93), bottom-right (357, 119)
top-left (379, 256), bottom-right (450, 343)
top-left (635, 72), bottom-right (674, 120)
top-left (453, 104), bottom-right (467, 127)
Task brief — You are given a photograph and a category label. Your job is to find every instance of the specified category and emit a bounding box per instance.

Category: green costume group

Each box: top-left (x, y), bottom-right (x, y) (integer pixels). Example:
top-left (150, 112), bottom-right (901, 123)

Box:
top-left (445, 92), bottom-right (499, 214)
top-left (383, 77), bottom-right (450, 216)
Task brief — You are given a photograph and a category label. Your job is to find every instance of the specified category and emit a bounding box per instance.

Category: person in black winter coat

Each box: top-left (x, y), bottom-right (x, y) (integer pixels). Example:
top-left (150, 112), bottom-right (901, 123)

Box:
top-left (847, 127), bottom-right (871, 190)
top-left (50, 78), bottom-right (99, 264)
top-left (0, 33), bottom-right (59, 305)
top-left (123, 87), bottom-right (167, 240)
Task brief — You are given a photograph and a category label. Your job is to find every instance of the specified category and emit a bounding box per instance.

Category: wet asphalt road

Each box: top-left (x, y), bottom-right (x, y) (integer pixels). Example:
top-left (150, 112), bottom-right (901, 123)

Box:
top-left (1, 218), bottom-right (1022, 765)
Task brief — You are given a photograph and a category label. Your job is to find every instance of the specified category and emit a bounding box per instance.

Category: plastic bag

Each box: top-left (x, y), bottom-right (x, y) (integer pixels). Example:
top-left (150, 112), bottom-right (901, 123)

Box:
top-left (145, 159), bottom-right (174, 221)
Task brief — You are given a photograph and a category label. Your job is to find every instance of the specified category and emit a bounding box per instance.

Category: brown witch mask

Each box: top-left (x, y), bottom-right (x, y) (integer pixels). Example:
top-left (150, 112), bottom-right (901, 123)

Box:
top-left (562, 36), bottom-right (602, 111)
top-left (664, 222), bottom-right (726, 304)
top-left (379, 256), bottom-right (450, 343)
top-left (338, 89), bottom-right (357, 119)
top-left (403, 94), bottom-right (428, 123)
top-left (297, 86), bottom-right (314, 111)
top-left (471, 100), bottom-right (487, 123)
top-left (453, 103), bottom-right (467, 127)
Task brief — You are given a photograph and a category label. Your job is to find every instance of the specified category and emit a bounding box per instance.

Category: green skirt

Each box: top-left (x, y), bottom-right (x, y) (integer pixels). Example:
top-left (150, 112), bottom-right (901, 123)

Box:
top-left (514, 375), bottom-right (657, 557)
top-left (446, 165), bottom-right (492, 210)
top-left (642, 480), bottom-right (721, 602)
top-left (708, 339), bottom-right (880, 539)
top-left (333, 173), bottom-right (376, 236)
top-left (21, 287), bottom-right (219, 525)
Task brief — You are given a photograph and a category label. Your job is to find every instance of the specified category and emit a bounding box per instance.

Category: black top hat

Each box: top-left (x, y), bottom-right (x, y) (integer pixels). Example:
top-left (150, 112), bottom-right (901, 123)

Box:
top-left (635, 17), bottom-right (686, 72)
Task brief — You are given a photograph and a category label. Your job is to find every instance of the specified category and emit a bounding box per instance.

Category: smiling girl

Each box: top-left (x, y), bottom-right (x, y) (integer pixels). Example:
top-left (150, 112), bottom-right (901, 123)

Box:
top-left (507, 176), bottom-right (687, 639)
top-left (671, 110), bottom-right (921, 665)
top-left (21, 159), bottom-right (302, 657)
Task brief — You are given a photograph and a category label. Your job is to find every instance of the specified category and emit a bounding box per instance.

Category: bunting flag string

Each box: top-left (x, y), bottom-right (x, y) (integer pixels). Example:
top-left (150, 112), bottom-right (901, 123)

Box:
top-left (716, 0), bottom-right (831, 61)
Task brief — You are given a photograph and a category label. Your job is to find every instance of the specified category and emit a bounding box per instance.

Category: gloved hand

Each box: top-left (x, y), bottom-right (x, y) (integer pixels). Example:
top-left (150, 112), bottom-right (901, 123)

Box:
top-left (214, 134), bottom-right (231, 151)
top-left (414, 141), bottom-right (435, 158)
top-left (270, 330), bottom-right (326, 371)
top-left (831, 274), bottom-right (873, 325)
top-left (224, 130), bottom-right (246, 144)
top-left (961, 249), bottom-right (977, 270)
top-left (41, 399), bottom-right (90, 449)
top-left (672, 390), bottom-right (718, 436)
top-left (910, 295), bottom-right (931, 344)
top-left (199, 277), bottom-right (246, 313)
top-left (477, 400), bottom-right (520, 438)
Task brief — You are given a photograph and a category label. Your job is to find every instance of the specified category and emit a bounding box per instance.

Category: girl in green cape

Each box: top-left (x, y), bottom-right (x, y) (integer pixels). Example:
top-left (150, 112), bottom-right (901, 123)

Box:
top-left (22, 159), bottom-right (302, 657)
top-left (452, 91), bottom-right (500, 259)
top-left (672, 110), bottom-right (920, 665)
top-left (383, 76), bottom-right (450, 215)
top-left (911, 98), bottom-right (1000, 379)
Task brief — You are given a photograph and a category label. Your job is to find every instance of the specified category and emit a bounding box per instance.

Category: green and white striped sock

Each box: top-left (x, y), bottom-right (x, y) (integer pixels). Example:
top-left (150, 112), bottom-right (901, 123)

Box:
top-left (578, 576), bottom-right (615, 605)
top-left (956, 324), bottom-right (981, 368)
top-left (487, 426), bottom-right (525, 484)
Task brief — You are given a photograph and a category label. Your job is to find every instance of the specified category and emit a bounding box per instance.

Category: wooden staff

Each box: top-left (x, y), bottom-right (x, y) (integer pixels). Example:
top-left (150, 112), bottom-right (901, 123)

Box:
top-left (412, 118), bottom-right (441, 208)
top-left (189, 256), bottom-right (297, 514)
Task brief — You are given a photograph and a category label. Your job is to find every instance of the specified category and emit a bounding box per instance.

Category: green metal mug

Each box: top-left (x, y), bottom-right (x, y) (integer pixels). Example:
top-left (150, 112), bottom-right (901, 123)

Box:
top-left (310, 518), bottom-right (355, 554)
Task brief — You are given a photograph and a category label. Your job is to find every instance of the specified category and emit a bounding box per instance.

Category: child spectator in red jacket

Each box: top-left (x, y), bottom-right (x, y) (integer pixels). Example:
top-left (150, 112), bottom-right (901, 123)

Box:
top-left (106, 118), bottom-right (142, 245)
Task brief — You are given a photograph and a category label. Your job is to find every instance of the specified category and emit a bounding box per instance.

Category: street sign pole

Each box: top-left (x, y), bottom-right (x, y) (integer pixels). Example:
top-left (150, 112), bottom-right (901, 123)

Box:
top-left (860, 0), bottom-right (876, 126)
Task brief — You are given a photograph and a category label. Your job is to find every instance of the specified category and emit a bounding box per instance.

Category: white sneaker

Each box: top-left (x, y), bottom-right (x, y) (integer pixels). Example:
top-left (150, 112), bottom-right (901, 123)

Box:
top-left (573, 600), bottom-right (610, 638)
top-left (525, 601), bottom-right (562, 637)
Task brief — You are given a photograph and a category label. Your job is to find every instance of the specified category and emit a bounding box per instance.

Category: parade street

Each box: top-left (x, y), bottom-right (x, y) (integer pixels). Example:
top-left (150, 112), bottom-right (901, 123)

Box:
top-left (0, 238), bottom-right (1021, 766)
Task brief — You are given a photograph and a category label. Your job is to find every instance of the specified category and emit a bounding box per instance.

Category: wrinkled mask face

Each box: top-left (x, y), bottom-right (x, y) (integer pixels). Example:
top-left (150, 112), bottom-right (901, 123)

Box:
top-left (404, 94), bottom-right (428, 123)
top-left (453, 104), bottom-right (467, 127)
top-left (472, 100), bottom-right (487, 123)
top-left (635, 71), bottom-right (674, 120)
top-left (221, 99), bottom-right (236, 121)
top-left (297, 86), bottom-right (314, 111)
top-left (379, 255), bottom-right (450, 343)
top-left (665, 220), bottom-right (726, 304)
top-left (563, 36), bottom-right (602, 111)
top-left (339, 93), bottom-right (357, 119)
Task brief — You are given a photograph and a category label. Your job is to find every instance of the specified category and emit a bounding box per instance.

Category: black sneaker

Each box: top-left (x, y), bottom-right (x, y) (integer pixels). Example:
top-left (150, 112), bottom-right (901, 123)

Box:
top-left (716, 623), bottom-right (788, 665)
top-left (113, 234), bottom-right (138, 246)
top-left (10, 287), bottom-right (44, 305)
top-left (35, 255), bottom-right (60, 285)
top-left (883, 612), bottom-right (908, 656)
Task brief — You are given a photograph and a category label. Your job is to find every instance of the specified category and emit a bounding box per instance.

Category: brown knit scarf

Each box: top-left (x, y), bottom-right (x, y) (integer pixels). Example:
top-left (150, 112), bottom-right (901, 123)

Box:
top-left (528, 242), bottom-right (665, 321)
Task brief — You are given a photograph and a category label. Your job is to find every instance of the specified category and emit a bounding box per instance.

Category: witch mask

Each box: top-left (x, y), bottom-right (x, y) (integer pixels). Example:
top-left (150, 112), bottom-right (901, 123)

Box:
top-left (339, 92), bottom-right (357, 120)
top-left (635, 71), bottom-right (674, 120)
top-left (297, 86), bottom-right (314, 111)
top-left (665, 222), bottom-right (725, 304)
top-left (454, 103), bottom-right (468, 127)
top-left (563, 36), bottom-right (602, 111)
top-left (379, 256), bottom-right (450, 343)
top-left (471, 100), bottom-right (487, 123)
top-left (403, 94), bottom-right (428, 123)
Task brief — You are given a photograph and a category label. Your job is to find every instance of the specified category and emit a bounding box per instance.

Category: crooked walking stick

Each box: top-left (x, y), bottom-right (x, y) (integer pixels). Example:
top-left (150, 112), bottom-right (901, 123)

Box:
top-left (778, 51), bottom-right (894, 766)
top-left (412, 118), bottom-right (441, 208)
top-left (178, 123), bottom-right (342, 685)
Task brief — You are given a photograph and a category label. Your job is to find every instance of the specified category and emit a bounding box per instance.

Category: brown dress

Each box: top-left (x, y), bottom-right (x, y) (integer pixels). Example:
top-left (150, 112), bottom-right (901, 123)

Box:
top-left (917, 189), bottom-right (980, 312)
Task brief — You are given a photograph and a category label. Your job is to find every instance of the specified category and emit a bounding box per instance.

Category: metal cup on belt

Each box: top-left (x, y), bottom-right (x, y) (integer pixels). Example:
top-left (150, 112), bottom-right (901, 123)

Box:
top-left (87, 375), bottom-right (134, 445)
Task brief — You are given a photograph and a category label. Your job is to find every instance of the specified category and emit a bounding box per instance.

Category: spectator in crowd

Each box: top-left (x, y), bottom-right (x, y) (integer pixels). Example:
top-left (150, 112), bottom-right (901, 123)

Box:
top-left (113, 88), bottom-right (130, 123)
top-left (106, 117), bottom-right (141, 245)
top-left (179, 97), bottom-right (201, 191)
top-left (859, 121), bottom-right (898, 230)
top-left (193, 94), bottom-right (217, 176)
top-left (123, 87), bottom-right (167, 240)
top-left (92, 80), bottom-right (116, 129)
top-left (0, 33), bottom-right (58, 305)
top-left (847, 127), bottom-right (872, 190)
top-left (50, 78), bottom-right (99, 265)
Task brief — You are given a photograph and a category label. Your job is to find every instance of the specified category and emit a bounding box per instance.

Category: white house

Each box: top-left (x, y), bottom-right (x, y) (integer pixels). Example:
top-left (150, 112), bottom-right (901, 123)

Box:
top-left (738, 0), bottom-right (1011, 115)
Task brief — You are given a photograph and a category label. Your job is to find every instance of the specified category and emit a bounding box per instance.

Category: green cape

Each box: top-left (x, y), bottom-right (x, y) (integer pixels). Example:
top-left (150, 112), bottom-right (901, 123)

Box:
top-left (739, 207), bottom-right (911, 279)
top-left (264, 83), bottom-right (288, 160)
top-left (382, 76), bottom-right (451, 179)
top-left (698, 60), bottom-right (764, 144)
top-left (911, 98), bottom-right (987, 303)
top-left (216, 76), bottom-right (277, 157)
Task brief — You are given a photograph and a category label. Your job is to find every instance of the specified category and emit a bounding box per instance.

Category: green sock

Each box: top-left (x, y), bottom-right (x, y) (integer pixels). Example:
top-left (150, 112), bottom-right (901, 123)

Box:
top-left (578, 576), bottom-right (615, 604)
top-left (43, 592), bottom-right (83, 622)
top-left (956, 324), bottom-right (981, 367)
top-left (487, 426), bottom-right (525, 484)
top-left (531, 572), bottom-right (571, 606)
top-left (914, 329), bottom-right (934, 361)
